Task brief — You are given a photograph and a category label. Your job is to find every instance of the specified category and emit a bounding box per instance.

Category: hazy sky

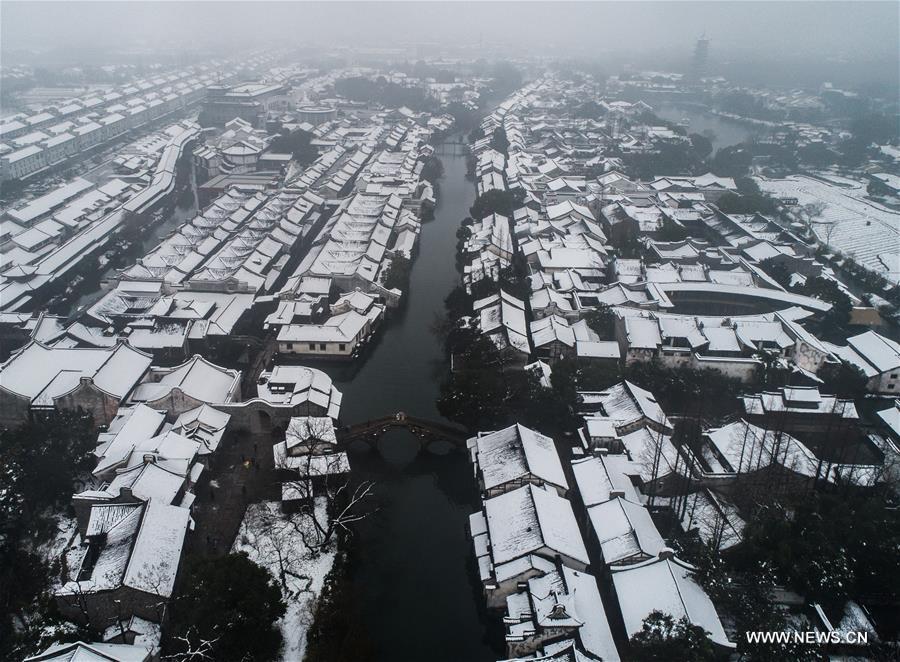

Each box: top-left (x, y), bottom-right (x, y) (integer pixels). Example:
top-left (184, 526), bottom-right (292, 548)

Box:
top-left (2, 1), bottom-right (898, 64)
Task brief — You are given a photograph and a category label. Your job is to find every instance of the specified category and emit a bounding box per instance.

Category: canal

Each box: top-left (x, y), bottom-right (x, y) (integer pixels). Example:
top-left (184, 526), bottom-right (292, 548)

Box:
top-left (320, 137), bottom-right (501, 661)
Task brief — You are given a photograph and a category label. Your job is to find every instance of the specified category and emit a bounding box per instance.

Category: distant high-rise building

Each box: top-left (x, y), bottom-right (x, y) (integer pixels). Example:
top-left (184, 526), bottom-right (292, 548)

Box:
top-left (692, 34), bottom-right (710, 80)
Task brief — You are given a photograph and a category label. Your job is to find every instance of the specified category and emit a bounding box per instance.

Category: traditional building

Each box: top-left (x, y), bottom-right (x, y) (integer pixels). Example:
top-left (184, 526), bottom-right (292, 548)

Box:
top-left (467, 423), bottom-right (568, 497)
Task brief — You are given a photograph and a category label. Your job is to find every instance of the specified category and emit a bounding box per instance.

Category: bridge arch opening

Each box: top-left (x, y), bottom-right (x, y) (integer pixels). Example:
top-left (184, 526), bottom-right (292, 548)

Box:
top-left (374, 428), bottom-right (422, 465)
top-left (337, 412), bottom-right (468, 459)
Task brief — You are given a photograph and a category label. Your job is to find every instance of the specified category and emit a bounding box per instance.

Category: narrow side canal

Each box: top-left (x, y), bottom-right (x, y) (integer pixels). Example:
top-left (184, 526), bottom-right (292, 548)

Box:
top-left (319, 137), bottom-right (500, 661)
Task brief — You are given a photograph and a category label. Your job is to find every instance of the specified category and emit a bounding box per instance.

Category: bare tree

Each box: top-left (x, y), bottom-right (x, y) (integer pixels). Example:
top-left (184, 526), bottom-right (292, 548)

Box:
top-left (292, 473), bottom-right (376, 553)
top-left (268, 416), bottom-right (377, 558)
top-left (163, 626), bottom-right (220, 662)
top-left (278, 449), bottom-right (376, 554)
top-left (238, 501), bottom-right (313, 595)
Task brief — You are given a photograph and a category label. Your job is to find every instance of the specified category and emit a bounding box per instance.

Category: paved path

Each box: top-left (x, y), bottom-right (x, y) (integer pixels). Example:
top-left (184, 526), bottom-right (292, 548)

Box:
top-left (186, 429), bottom-right (281, 557)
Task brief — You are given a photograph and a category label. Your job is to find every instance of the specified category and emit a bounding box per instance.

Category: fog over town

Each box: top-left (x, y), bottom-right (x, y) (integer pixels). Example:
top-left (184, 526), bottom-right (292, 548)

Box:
top-left (1, 2), bottom-right (899, 662)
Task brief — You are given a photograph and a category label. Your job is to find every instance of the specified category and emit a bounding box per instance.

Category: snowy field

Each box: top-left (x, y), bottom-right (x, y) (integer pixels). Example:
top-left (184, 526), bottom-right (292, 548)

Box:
top-left (232, 499), bottom-right (337, 662)
top-left (756, 174), bottom-right (900, 283)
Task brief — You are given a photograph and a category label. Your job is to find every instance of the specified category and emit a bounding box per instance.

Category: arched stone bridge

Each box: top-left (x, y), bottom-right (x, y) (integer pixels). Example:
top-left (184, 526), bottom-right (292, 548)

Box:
top-left (337, 412), bottom-right (469, 453)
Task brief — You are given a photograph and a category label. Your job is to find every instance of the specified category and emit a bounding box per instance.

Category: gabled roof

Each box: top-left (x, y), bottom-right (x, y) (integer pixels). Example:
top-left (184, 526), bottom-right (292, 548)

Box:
top-left (611, 554), bottom-right (733, 648)
top-left (587, 496), bottom-right (666, 565)
top-left (571, 454), bottom-right (641, 506)
top-left (61, 500), bottom-right (190, 600)
top-left (846, 330), bottom-right (900, 373)
top-left (130, 355), bottom-right (238, 405)
top-left (483, 484), bottom-right (588, 566)
top-left (0, 341), bottom-right (152, 404)
top-left (506, 565), bottom-right (620, 661)
top-left (678, 489), bottom-right (745, 551)
top-left (703, 419), bottom-right (818, 478)
top-left (579, 381), bottom-right (672, 431)
top-left (24, 641), bottom-right (151, 662)
top-left (470, 423), bottom-right (568, 492)
top-left (171, 404), bottom-right (231, 454)
top-left (94, 428), bottom-right (200, 478)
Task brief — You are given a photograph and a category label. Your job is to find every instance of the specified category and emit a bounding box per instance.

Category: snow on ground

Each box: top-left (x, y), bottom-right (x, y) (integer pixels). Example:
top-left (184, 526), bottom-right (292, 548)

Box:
top-left (41, 513), bottom-right (78, 564)
top-left (232, 498), bottom-right (337, 662)
top-left (15, 512), bottom-right (84, 643)
top-left (25, 511), bottom-right (81, 589)
top-left (756, 174), bottom-right (900, 283)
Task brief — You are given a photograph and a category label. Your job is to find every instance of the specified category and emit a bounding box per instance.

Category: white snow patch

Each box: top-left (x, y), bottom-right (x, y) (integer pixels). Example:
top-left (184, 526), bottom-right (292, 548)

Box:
top-left (232, 499), bottom-right (337, 662)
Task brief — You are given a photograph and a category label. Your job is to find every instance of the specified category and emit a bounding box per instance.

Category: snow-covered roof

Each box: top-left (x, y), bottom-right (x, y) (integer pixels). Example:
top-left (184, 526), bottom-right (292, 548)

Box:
top-left (587, 497), bottom-right (666, 565)
top-left (505, 565), bottom-right (620, 661)
top-left (702, 419), bottom-right (818, 478)
top-left (483, 484), bottom-right (588, 566)
top-left (123, 500), bottom-right (191, 596)
top-left (571, 454), bottom-right (641, 506)
top-left (846, 330), bottom-right (900, 374)
top-left (469, 423), bottom-right (568, 492)
top-left (877, 400), bottom-right (900, 439)
top-left (94, 428), bottom-right (200, 479)
top-left (284, 415), bottom-right (338, 450)
top-left (24, 641), bottom-right (151, 662)
top-left (578, 381), bottom-right (672, 432)
top-left (612, 553), bottom-right (733, 648)
top-left (0, 341), bottom-right (152, 405)
top-left (130, 355), bottom-right (239, 406)
top-left (171, 404), bottom-right (231, 455)
top-left (277, 306), bottom-right (381, 344)
top-left (61, 500), bottom-right (190, 599)
top-left (473, 290), bottom-right (530, 354)
top-left (256, 364), bottom-right (343, 418)
top-left (676, 489), bottom-right (745, 551)
top-left (619, 426), bottom-right (681, 483)
top-left (274, 444), bottom-right (350, 477)
top-left (743, 386), bottom-right (858, 419)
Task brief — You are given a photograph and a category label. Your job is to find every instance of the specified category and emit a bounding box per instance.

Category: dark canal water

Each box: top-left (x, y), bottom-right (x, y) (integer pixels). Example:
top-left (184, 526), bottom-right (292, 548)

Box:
top-left (320, 139), bottom-right (500, 661)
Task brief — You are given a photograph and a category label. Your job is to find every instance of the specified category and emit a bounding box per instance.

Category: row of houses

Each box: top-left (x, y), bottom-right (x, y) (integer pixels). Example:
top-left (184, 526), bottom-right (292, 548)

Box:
top-left (582, 379), bottom-right (900, 507)
top-left (0, 121), bottom-right (201, 313)
top-left (467, 371), bottom-right (898, 660)
top-left (0, 329), bottom-right (352, 657)
top-left (465, 415), bottom-right (733, 661)
top-left (1, 67), bottom-right (225, 181)
top-left (273, 115), bottom-right (445, 358)
top-left (464, 77), bottom-right (899, 394)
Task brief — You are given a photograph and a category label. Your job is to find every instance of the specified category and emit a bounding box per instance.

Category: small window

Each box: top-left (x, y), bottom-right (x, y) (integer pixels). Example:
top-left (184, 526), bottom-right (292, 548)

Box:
top-left (308, 343), bottom-right (316, 350)
top-left (286, 343), bottom-right (293, 350)
top-left (889, 384), bottom-right (896, 390)
top-left (892, 373), bottom-right (898, 379)
top-left (319, 343), bottom-right (326, 351)
top-left (339, 344), bottom-right (346, 351)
